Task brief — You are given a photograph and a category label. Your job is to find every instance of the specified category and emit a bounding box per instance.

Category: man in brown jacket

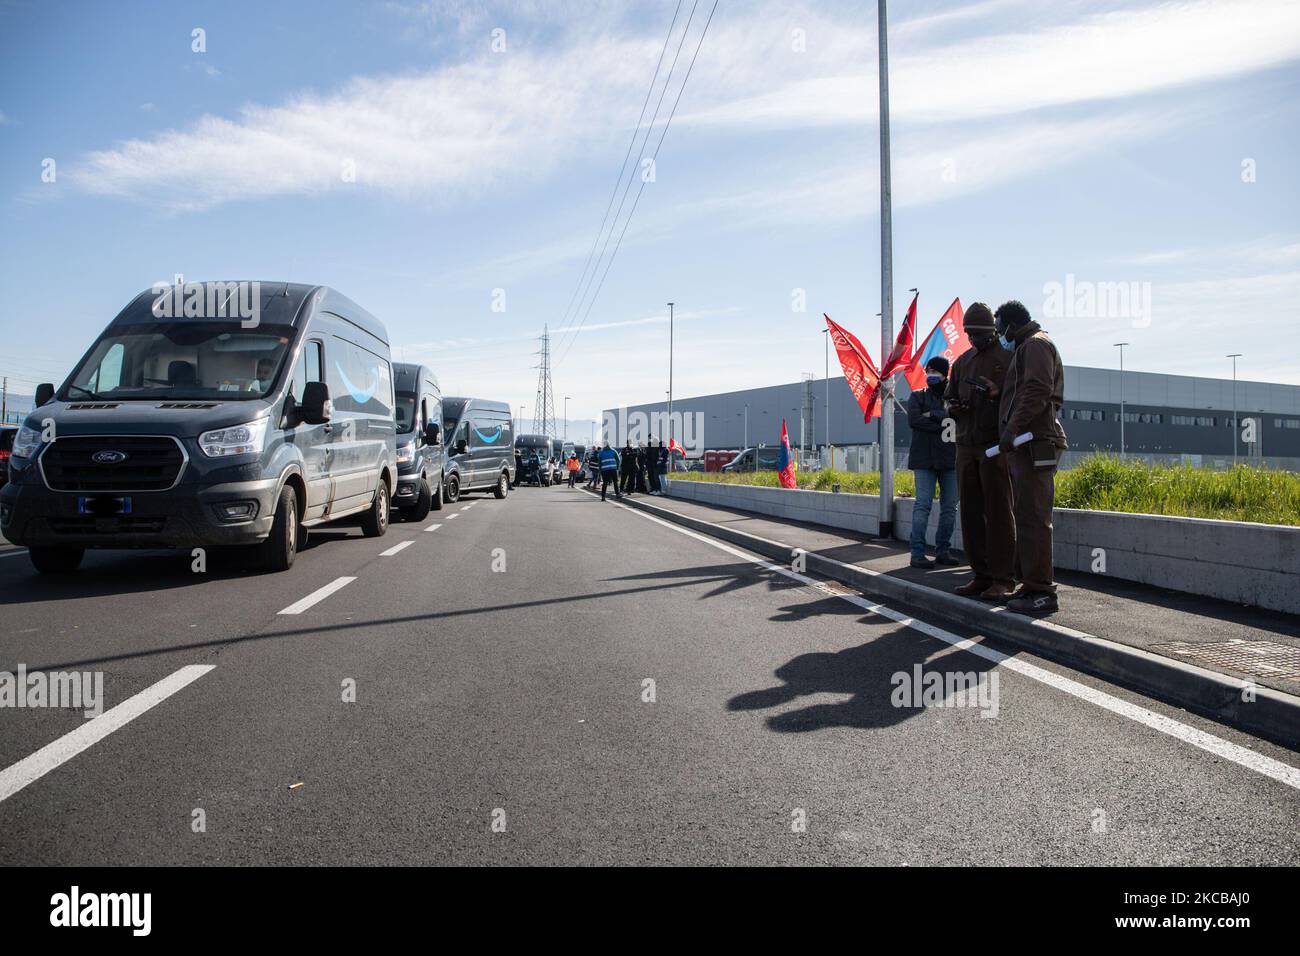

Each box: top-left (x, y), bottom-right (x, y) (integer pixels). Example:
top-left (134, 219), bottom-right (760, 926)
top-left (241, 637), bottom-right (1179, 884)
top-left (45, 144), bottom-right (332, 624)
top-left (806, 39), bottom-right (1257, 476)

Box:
top-left (995, 300), bottom-right (1068, 615)
top-left (944, 303), bottom-right (1015, 600)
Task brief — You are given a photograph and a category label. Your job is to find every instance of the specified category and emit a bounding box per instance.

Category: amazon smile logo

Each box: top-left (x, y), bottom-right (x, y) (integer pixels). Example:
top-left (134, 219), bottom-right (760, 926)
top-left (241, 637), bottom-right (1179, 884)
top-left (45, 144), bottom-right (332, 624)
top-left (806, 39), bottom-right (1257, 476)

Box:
top-left (474, 425), bottom-right (503, 444)
top-left (335, 362), bottom-right (379, 404)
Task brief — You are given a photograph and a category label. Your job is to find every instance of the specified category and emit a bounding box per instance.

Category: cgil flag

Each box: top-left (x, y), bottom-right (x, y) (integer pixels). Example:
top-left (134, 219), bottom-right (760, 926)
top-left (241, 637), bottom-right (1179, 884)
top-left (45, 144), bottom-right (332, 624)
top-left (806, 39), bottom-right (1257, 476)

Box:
top-left (778, 418), bottom-right (797, 488)
top-left (904, 298), bottom-right (970, 392)
top-left (668, 438), bottom-right (687, 459)
top-left (824, 313), bottom-right (884, 421)
top-left (880, 291), bottom-right (919, 378)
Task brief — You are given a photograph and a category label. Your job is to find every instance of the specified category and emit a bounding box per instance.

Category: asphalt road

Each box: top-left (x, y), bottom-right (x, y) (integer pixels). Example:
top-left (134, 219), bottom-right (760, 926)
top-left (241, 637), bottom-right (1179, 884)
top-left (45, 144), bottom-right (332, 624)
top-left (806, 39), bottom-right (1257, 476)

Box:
top-left (1, 482), bottom-right (1298, 865)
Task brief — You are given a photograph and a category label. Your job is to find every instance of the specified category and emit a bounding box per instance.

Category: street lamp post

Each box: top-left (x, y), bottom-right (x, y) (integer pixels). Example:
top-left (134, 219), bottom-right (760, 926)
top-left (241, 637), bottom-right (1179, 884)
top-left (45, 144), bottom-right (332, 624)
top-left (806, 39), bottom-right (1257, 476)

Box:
top-left (667, 302), bottom-right (674, 450)
top-left (877, 0), bottom-right (896, 537)
top-left (1228, 353), bottom-right (1242, 466)
top-left (823, 328), bottom-right (831, 468)
top-left (1114, 342), bottom-right (1128, 459)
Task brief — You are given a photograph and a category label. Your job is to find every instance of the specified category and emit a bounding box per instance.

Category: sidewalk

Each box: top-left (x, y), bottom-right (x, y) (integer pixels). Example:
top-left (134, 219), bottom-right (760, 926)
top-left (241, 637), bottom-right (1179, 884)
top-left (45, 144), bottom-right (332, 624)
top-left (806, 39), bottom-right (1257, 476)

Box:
top-left (609, 488), bottom-right (1300, 747)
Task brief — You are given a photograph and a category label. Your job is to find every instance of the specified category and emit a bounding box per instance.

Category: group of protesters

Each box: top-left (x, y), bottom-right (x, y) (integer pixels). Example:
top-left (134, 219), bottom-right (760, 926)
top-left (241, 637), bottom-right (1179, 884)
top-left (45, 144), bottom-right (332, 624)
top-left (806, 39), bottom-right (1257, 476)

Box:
top-left (906, 299), bottom-right (1067, 616)
top-left (585, 439), bottom-right (670, 501)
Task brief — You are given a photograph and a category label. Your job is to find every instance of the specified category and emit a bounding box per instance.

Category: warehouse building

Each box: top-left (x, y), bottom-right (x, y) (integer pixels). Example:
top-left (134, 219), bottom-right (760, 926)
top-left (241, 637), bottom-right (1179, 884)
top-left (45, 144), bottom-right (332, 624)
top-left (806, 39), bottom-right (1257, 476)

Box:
top-left (605, 366), bottom-right (1300, 471)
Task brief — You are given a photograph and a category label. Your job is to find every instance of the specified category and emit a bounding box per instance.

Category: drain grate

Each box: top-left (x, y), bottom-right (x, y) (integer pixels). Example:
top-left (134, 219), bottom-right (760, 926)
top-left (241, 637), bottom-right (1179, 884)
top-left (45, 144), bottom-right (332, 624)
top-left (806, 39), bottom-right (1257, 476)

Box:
top-left (1151, 639), bottom-right (1300, 681)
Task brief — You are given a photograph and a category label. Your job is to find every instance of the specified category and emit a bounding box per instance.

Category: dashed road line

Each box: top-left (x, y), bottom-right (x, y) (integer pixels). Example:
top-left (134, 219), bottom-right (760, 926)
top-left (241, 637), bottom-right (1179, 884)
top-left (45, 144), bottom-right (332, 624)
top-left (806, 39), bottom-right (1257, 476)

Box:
top-left (0, 665), bottom-right (215, 803)
top-left (424, 523), bottom-right (443, 532)
top-left (278, 576), bottom-right (357, 615)
top-left (380, 540), bottom-right (414, 557)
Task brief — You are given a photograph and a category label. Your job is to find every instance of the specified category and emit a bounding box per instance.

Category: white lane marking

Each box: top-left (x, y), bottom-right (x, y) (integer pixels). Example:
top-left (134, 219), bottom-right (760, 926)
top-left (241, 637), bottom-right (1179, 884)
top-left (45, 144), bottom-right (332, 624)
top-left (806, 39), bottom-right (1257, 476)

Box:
top-left (424, 523), bottom-right (443, 533)
top-left (0, 550), bottom-right (30, 559)
top-left (0, 665), bottom-right (214, 803)
top-left (380, 540), bottom-right (414, 557)
top-left (460, 503), bottom-right (475, 511)
top-left (446, 513), bottom-right (459, 520)
top-left (609, 496), bottom-right (1300, 793)
top-left (278, 576), bottom-right (356, 615)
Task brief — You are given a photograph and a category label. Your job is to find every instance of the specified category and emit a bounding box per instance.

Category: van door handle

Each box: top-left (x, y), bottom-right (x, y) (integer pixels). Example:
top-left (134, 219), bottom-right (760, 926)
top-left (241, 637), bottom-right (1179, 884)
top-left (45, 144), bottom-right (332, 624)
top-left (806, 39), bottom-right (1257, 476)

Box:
top-left (323, 424), bottom-right (332, 434)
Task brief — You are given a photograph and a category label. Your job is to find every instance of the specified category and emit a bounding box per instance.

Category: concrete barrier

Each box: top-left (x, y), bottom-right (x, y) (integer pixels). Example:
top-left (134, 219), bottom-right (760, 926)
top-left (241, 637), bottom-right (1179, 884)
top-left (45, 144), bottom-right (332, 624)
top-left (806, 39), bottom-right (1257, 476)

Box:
top-left (666, 480), bottom-right (1300, 614)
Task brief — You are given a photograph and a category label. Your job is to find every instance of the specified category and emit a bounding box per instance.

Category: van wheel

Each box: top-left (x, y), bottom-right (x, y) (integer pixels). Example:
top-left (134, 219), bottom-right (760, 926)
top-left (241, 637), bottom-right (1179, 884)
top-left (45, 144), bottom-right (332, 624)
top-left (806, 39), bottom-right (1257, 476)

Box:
top-left (494, 470), bottom-right (509, 499)
top-left (361, 481), bottom-right (390, 537)
top-left (430, 474), bottom-right (444, 511)
top-left (256, 485), bottom-right (298, 572)
top-left (401, 476), bottom-right (433, 522)
top-left (444, 473), bottom-right (460, 504)
top-left (29, 546), bottom-right (85, 574)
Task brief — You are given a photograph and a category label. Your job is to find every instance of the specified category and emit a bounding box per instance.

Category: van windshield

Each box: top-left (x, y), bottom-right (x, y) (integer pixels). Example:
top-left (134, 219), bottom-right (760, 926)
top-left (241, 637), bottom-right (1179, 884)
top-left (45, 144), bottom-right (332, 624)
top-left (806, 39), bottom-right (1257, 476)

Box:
top-left (64, 322), bottom-right (294, 401)
top-left (395, 392), bottom-right (418, 434)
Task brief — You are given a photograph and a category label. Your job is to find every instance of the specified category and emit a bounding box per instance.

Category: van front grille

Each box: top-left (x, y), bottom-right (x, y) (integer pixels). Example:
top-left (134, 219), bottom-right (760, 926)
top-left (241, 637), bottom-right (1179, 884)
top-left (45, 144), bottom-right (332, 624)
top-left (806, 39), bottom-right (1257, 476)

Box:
top-left (41, 436), bottom-right (186, 492)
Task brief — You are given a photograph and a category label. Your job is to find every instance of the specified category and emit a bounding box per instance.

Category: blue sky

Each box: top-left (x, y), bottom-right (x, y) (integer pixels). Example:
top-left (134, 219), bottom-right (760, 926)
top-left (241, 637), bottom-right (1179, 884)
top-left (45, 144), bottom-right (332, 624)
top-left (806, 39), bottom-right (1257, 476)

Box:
top-left (2, 0), bottom-right (1298, 436)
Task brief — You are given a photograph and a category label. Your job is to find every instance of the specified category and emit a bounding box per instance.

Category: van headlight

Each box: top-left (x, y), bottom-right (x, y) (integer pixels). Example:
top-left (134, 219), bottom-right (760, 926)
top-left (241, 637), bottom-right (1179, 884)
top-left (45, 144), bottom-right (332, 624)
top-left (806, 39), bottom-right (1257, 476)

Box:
top-left (396, 442), bottom-right (414, 465)
top-left (199, 419), bottom-right (269, 458)
top-left (12, 425), bottom-right (45, 459)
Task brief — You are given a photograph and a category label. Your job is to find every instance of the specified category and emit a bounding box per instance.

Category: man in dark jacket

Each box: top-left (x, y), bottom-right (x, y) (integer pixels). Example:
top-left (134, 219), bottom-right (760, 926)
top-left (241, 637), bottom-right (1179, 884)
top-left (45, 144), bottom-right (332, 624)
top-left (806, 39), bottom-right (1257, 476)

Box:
top-left (619, 442), bottom-right (637, 495)
top-left (647, 439), bottom-right (663, 494)
top-left (906, 356), bottom-right (958, 569)
top-left (945, 302), bottom-right (1016, 600)
top-left (995, 300), bottom-right (1068, 615)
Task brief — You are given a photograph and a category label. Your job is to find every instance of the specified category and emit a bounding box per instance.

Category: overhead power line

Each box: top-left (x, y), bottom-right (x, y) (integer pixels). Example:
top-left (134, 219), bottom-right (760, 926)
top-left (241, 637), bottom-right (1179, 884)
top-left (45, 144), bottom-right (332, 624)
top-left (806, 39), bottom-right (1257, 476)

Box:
top-left (557, 0), bottom-right (720, 367)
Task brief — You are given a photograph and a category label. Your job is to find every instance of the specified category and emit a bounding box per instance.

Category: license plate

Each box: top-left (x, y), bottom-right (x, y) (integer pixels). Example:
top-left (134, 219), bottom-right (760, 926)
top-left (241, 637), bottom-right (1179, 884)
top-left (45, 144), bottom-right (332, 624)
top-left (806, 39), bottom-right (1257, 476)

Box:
top-left (77, 496), bottom-right (133, 515)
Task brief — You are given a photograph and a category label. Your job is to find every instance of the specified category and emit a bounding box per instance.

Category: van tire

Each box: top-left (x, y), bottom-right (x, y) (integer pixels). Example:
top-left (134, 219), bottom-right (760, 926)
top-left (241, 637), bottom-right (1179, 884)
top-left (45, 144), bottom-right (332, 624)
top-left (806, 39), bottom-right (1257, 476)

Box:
top-left (430, 474), bottom-right (444, 511)
top-left (401, 476), bottom-right (433, 522)
top-left (257, 485), bottom-right (298, 572)
top-left (493, 470), bottom-right (509, 499)
top-left (361, 481), bottom-right (390, 537)
top-left (444, 473), bottom-right (460, 504)
top-left (29, 546), bottom-right (85, 574)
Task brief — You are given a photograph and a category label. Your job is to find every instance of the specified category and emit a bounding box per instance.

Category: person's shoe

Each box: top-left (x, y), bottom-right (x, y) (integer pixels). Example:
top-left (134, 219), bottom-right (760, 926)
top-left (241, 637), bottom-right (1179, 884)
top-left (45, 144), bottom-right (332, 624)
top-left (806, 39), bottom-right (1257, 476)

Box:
top-left (909, 556), bottom-right (935, 569)
top-left (978, 584), bottom-right (1017, 602)
top-left (934, 552), bottom-right (961, 567)
top-left (954, 579), bottom-right (990, 596)
top-left (1006, 591), bottom-right (1059, 615)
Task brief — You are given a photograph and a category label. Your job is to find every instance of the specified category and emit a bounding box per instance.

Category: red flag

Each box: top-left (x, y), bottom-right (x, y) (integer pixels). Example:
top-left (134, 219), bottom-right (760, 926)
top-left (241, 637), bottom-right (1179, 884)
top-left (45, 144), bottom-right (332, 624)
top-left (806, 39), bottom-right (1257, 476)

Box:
top-left (881, 291), bottom-right (919, 377)
top-left (778, 418), bottom-right (797, 488)
top-left (904, 298), bottom-right (970, 392)
top-left (668, 438), bottom-right (686, 459)
top-left (824, 314), bottom-right (883, 421)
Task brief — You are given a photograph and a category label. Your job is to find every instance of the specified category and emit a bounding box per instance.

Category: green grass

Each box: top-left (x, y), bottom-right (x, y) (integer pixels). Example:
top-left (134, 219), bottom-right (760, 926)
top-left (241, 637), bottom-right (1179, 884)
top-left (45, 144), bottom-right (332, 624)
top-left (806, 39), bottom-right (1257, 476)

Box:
top-left (1054, 455), bottom-right (1300, 525)
top-left (671, 455), bottom-right (1300, 525)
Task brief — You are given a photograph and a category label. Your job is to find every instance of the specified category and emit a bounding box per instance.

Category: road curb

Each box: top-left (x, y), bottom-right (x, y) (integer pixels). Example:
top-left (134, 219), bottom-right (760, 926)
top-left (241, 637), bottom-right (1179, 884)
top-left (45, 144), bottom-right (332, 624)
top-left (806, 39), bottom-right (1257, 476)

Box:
top-left (607, 491), bottom-right (1300, 752)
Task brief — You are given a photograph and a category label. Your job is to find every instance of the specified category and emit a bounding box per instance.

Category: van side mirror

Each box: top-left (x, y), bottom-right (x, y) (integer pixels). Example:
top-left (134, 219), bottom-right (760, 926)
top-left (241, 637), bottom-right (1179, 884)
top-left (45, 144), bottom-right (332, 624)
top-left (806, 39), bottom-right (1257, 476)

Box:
top-left (35, 383), bottom-right (54, 406)
top-left (300, 382), bottom-right (332, 425)
top-left (455, 437), bottom-right (468, 455)
top-left (424, 423), bottom-right (441, 446)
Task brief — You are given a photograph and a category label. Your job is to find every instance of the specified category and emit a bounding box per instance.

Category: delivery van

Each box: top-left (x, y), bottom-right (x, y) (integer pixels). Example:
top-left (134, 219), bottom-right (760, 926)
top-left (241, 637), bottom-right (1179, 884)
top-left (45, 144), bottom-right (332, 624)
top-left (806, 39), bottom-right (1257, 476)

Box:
top-left (0, 281), bottom-right (397, 573)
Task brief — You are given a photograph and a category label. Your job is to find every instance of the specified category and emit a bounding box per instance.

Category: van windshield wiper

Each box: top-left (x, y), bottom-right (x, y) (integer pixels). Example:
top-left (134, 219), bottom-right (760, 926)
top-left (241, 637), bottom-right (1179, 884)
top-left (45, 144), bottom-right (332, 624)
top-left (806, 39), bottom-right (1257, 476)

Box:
top-left (65, 384), bottom-right (107, 401)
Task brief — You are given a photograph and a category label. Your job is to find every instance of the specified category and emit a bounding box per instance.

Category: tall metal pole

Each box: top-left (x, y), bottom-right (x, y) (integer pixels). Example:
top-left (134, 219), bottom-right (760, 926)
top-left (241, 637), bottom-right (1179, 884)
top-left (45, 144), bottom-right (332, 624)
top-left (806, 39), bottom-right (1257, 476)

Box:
top-left (877, 0), bottom-right (895, 536)
top-left (823, 329), bottom-right (830, 467)
top-left (1228, 353), bottom-right (1242, 466)
top-left (1114, 342), bottom-right (1128, 459)
top-left (667, 302), bottom-right (674, 457)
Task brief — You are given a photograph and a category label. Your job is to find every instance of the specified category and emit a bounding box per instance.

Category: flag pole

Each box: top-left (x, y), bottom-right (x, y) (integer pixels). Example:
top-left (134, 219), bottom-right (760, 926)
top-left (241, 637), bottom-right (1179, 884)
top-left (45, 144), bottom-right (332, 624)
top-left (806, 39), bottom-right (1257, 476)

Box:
top-left (877, 0), bottom-right (895, 538)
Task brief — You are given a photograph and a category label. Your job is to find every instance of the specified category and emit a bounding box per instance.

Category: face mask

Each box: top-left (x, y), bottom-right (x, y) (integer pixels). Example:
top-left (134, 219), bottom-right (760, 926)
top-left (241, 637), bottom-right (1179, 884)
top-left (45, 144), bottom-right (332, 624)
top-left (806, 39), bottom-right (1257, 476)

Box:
top-left (999, 334), bottom-right (1015, 351)
top-left (926, 373), bottom-right (944, 386)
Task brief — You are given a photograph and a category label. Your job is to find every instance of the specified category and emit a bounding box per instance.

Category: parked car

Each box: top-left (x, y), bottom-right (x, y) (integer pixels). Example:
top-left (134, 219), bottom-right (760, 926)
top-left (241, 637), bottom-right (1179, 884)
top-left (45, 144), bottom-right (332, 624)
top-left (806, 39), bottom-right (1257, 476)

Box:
top-left (721, 446), bottom-right (780, 473)
top-left (442, 397), bottom-right (514, 501)
top-left (392, 362), bottom-right (444, 521)
top-left (0, 281), bottom-right (397, 573)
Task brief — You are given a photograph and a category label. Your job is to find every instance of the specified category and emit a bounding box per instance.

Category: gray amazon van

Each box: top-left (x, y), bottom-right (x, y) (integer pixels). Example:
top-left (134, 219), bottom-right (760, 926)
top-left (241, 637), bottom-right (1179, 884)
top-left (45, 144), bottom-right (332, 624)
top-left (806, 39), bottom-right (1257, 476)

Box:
top-left (0, 281), bottom-right (397, 573)
top-left (392, 362), bottom-right (444, 521)
top-left (441, 397), bottom-right (514, 501)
